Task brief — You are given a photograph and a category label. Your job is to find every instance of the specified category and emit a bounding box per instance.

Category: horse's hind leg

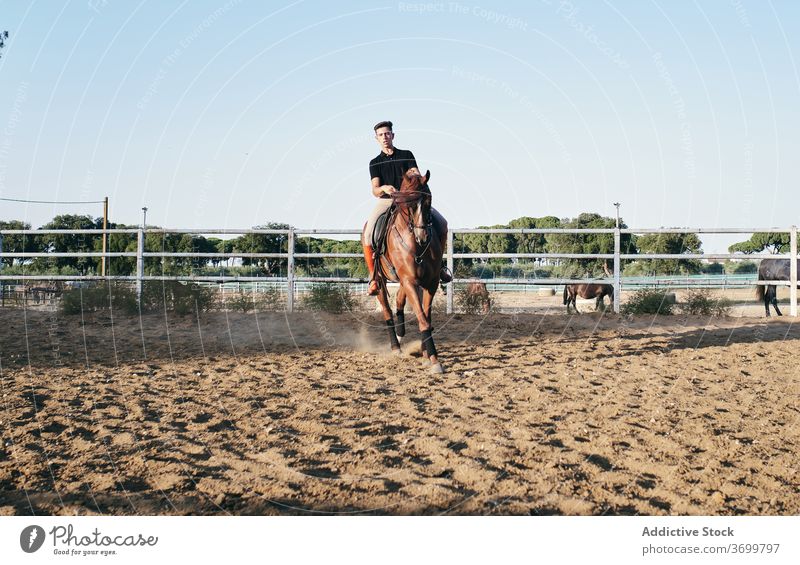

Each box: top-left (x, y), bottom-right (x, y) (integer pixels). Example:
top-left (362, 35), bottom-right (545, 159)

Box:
top-left (395, 286), bottom-right (407, 338)
top-left (770, 286), bottom-right (783, 316)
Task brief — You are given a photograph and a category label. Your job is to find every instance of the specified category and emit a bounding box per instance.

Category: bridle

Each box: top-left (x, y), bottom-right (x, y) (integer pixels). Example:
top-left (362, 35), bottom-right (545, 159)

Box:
top-left (391, 190), bottom-right (433, 264)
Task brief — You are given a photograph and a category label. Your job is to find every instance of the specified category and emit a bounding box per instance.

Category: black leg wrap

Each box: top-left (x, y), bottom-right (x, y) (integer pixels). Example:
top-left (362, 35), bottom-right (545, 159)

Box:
top-left (421, 328), bottom-right (438, 358)
top-left (395, 311), bottom-right (405, 337)
top-left (386, 319), bottom-right (400, 348)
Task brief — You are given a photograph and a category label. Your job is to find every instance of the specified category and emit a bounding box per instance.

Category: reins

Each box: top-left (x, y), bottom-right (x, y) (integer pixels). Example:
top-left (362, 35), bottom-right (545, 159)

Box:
top-left (391, 190), bottom-right (433, 264)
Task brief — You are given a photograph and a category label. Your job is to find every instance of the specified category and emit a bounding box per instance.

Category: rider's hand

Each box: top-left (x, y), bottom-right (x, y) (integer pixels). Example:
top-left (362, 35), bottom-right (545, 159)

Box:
top-left (383, 185), bottom-right (397, 195)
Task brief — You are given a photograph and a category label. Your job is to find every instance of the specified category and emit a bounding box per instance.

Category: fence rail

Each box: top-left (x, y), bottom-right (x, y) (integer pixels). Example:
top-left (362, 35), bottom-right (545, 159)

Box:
top-left (1, 226), bottom-right (797, 315)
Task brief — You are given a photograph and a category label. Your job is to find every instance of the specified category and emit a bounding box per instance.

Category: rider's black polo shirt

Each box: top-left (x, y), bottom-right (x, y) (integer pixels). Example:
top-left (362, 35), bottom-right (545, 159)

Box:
top-left (369, 148), bottom-right (418, 198)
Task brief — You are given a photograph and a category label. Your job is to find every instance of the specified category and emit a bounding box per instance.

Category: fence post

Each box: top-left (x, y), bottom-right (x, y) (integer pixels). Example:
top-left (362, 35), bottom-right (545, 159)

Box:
top-left (613, 227), bottom-right (621, 313)
top-left (446, 229), bottom-right (454, 314)
top-left (0, 232), bottom-right (4, 308)
top-left (791, 225), bottom-right (797, 317)
top-left (287, 228), bottom-right (295, 313)
top-left (136, 227), bottom-right (144, 303)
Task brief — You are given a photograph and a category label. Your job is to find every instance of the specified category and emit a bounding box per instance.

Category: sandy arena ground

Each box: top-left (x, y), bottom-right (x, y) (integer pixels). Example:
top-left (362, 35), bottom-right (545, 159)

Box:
top-left (0, 291), bottom-right (799, 516)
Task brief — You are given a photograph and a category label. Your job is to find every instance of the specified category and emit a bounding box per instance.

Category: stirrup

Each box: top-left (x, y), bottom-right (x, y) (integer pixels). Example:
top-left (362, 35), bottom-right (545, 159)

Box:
top-left (368, 279), bottom-right (379, 295)
top-left (439, 267), bottom-right (453, 284)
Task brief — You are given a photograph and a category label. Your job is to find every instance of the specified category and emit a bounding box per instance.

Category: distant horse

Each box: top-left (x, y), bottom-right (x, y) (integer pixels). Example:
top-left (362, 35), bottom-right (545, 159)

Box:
top-left (756, 258), bottom-right (800, 317)
top-left (465, 282), bottom-right (491, 314)
top-left (363, 170), bottom-right (445, 373)
top-left (563, 283), bottom-right (614, 314)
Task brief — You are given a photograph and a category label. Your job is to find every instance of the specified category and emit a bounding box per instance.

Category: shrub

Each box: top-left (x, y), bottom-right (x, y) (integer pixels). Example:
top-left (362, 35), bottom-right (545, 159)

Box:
top-left (301, 283), bottom-right (355, 313)
top-left (622, 288), bottom-right (674, 315)
top-left (680, 288), bottom-right (733, 316)
top-left (60, 282), bottom-right (138, 315)
top-left (168, 281), bottom-right (216, 315)
top-left (224, 287), bottom-right (283, 312)
top-left (61, 281), bottom-right (216, 315)
top-left (730, 261), bottom-right (758, 274)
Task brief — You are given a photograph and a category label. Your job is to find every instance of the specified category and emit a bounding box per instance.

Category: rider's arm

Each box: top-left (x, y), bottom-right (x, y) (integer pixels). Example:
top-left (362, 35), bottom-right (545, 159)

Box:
top-left (372, 177), bottom-right (395, 197)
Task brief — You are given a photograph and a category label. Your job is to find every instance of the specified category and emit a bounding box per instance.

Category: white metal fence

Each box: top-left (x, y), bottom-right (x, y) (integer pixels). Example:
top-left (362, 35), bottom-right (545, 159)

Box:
top-left (1, 226), bottom-right (797, 316)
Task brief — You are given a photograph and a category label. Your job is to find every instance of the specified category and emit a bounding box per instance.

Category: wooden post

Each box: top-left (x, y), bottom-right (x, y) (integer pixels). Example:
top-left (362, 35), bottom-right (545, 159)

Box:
top-left (791, 225), bottom-right (797, 317)
top-left (101, 197), bottom-right (108, 276)
top-left (446, 229), bottom-right (454, 314)
top-left (613, 228), bottom-right (621, 313)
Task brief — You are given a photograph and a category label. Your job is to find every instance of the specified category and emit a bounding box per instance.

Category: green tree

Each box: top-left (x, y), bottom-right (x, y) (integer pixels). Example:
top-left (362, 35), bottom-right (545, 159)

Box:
top-left (508, 216), bottom-right (561, 256)
top-left (728, 232), bottom-right (790, 254)
top-left (701, 262), bottom-right (724, 275)
top-left (0, 220), bottom-right (37, 268)
top-left (636, 231), bottom-right (703, 274)
top-left (547, 213), bottom-right (634, 277)
top-left (209, 238), bottom-right (236, 268)
top-left (143, 231), bottom-right (215, 275)
top-left (233, 222), bottom-right (291, 275)
top-left (93, 222), bottom-right (137, 275)
top-left (34, 214), bottom-right (102, 274)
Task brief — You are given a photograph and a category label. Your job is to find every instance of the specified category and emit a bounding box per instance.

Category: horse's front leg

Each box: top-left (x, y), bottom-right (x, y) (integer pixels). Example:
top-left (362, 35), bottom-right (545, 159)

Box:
top-left (376, 285), bottom-right (401, 352)
top-left (395, 286), bottom-right (407, 338)
top-left (421, 286), bottom-right (443, 373)
top-left (403, 281), bottom-right (443, 374)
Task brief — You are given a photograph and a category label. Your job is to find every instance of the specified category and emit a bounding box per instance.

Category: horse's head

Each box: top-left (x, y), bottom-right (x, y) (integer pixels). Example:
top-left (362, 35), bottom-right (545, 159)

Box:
top-left (396, 170), bottom-right (432, 245)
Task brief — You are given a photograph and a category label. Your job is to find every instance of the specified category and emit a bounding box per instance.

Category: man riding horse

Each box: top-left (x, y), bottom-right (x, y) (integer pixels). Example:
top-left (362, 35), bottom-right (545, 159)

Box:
top-left (362, 120), bottom-right (451, 295)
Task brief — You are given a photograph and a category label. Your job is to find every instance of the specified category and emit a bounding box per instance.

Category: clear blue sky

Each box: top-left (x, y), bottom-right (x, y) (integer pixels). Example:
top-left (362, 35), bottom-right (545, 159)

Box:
top-left (0, 1), bottom-right (798, 251)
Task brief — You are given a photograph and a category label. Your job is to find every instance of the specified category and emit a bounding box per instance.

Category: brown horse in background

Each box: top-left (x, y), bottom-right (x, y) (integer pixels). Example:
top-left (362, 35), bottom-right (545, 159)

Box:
top-left (465, 282), bottom-right (491, 314)
top-left (363, 169), bottom-right (445, 373)
top-left (563, 283), bottom-right (614, 314)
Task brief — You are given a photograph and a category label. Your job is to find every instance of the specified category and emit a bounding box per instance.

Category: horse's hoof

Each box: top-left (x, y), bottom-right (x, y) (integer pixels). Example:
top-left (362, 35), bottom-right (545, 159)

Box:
top-left (393, 349), bottom-right (403, 357)
top-left (430, 363), bottom-right (444, 374)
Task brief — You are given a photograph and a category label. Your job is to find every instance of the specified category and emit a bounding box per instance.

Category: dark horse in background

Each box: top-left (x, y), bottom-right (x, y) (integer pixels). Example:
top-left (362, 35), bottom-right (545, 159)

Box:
top-left (363, 170), bottom-right (445, 373)
top-left (563, 283), bottom-right (614, 314)
top-left (756, 258), bottom-right (800, 317)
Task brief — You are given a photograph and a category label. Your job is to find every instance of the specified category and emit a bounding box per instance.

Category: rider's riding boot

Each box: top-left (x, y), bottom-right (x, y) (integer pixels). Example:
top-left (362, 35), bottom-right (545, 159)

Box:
top-left (440, 266), bottom-right (452, 284)
top-left (363, 243), bottom-right (379, 295)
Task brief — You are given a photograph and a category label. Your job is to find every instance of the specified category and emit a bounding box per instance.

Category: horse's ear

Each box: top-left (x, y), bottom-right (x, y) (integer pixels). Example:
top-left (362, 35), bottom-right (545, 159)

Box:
top-left (424, 170), bottom-right (430, 184)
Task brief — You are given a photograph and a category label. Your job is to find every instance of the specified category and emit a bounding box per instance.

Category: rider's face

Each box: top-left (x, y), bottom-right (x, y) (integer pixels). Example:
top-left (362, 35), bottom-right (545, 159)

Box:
top-left (375, 127), bottom-right (394, 150)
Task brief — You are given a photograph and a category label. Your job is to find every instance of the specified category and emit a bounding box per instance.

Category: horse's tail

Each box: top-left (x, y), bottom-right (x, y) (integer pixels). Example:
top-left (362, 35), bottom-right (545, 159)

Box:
top-left (563, 284), bottom-right (568, 305)
top-left (756, 283), bottom-right (765, 301)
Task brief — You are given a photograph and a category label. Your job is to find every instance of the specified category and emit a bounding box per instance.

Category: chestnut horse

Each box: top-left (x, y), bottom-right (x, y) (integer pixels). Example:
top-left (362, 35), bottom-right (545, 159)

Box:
top-left (563, 283), bottom-right (614, 314)
top-left (363, 170), bottom-right (445, 373)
